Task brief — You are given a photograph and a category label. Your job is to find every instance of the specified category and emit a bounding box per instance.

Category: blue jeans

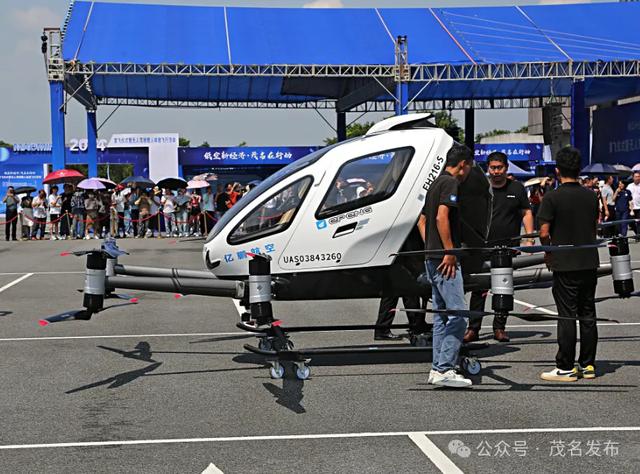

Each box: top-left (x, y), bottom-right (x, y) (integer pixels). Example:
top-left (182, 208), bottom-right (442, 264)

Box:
top-left (426, 260), bottom-right (468, 372)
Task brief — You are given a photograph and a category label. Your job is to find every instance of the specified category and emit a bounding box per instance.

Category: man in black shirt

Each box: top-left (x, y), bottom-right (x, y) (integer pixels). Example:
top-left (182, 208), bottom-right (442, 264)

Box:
top-left (59, 184), bottom-right (74, 239)
top-left (537, 147), bottom-right (600, 382)
top-left (464, 152), bottom-right (534, 343)
top-left (216, 184), bottom-right (231, 217)
top-left (417, 144), bottom-right (473, 388)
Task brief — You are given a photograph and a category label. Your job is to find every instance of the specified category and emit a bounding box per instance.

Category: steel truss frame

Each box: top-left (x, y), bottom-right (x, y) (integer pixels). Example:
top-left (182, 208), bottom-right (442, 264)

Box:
top-left (66, 60), bottom-right (640, 80)
top-left (96, 96), bottom-right (569, 111)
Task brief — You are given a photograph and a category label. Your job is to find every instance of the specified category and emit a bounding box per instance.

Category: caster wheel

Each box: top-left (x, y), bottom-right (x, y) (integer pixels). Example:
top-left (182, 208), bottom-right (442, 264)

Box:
top-left (269, 363), bottom-right (285, 379)
top-left (258, 338), bottom-right (273, 351)
top-left (409, 335), bottom-right (417, 346)
top-left (463, 357), bottom-right (481, 375)
top-left (295, 365), bottom-right (310, 380)
top-left (414, 335), bottom-right (430, 347)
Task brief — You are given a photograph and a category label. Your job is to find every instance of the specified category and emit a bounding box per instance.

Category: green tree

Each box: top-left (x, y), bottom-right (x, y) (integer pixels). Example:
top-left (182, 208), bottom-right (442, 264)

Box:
top-left (0, 140), bottom-right (12, 148)
top-left (324, 121), bottom-right (376, 145)
top-left (237, 141), bottom-right (247, 147)
top-left (515, 125), bottom-right (528, 133)
top-left (199, 141), bottom-right (210, 147)
top-left (432, 111), bottom-right (464, 143)
top-left (474, 129), bottom-right (512, 143)
top-left (178, 137), bottom-right (191, 147)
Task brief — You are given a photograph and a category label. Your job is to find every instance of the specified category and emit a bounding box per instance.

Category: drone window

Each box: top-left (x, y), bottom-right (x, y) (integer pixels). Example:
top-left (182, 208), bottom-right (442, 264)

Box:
top-left (316, 147), bottom-right (414, 219)
top-left (228, 176), bottom-right (313, 245)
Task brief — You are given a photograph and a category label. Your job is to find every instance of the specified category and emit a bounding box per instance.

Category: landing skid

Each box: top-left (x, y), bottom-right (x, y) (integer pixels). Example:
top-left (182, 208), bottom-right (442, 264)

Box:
top-left (238, 321), bottom-right (486, 380)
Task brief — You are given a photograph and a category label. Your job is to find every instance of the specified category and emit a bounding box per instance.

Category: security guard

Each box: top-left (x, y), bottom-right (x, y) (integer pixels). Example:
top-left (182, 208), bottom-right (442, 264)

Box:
top-left (537, 147), bottom-right (600, 382)
top-left (464, 152), bottom-right (534, 343)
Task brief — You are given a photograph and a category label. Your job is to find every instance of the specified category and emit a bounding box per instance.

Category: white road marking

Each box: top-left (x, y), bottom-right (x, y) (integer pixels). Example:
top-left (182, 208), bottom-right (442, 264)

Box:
top-left (0, 271), bottom-right (82, 276)
top-left (408, 433), bottom-right (463, 474)
top-left (506, 322), bottom-right (640, 329)
top-left (201, 463), bottom-right (224, 474)
top-left (0, 332), bottom-right (247, 342)
top-left (513, 298), bottom-right (558, 315)
top-left (0, 273), bottom-right (33, 294)
top-left (1, 321), bottom-right (638, 343)
top-left (0, 426), bottom-right (638, 450)
top-left (232, 299), bottom-right (245, 318)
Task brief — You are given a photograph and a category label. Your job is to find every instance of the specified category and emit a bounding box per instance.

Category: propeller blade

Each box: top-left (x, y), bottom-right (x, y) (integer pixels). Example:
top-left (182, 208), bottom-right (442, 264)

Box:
top-left (513, 242), bottom-right (606, 253)
top-left (598, 218), bottom-right (640, 228)
top-left (39, 309), bottom-right (92, 326)
top-left (391, 247), bottom-right (488, 258)
top-left (486, 232), bottom-right (540, 246)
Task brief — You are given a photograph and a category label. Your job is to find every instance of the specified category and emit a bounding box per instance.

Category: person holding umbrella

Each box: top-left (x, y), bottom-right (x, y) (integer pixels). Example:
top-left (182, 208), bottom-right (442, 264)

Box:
top-left (84, 191), bottom-right (100, 239)
top-left (2, 186), bottom-right (18, 241)
top-left (161, 189), bottom-right (177, 237)
top-left (128, 188), bottom-right (140, 237)
top-left (135, 190), bottom-right (152, 238)
top-left (48, 185), bottom-right (61, 240)
top-left (60, 184), bottom-right (74, 239)
top-left (70, 187), bottom-right (85, 239)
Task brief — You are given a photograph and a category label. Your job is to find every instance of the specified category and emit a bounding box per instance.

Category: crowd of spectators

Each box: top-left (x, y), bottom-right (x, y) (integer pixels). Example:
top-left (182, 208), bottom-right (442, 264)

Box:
top-left (2, 180), bottom-right (256, 241)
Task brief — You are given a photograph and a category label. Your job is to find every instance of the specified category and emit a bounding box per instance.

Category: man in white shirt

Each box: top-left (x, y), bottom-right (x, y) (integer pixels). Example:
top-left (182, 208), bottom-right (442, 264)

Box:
top-left (601, 175), bottom-right (616, 237)
top-left (161, 189), bottom-right (177, 237)
top-left (628, 171), bottom-right (640, 235)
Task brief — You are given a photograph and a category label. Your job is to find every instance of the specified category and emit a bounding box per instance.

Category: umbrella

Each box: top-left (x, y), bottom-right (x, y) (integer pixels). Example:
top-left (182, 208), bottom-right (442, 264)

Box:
top-left (187, 179), bottom-right (211, 189)
top-left (632, 163), bottom-right (640, 172)
top-left (77, 178), bottom-right (106, 190)
top-left (157, 177), bottom-right (188, 190)
top-left (43, 169), bottom-right (85, 185)
top-left (98, 178), bottom-right (117, 189)
top-left (120, 176), bottom-right (155, 188)
top-left (192, 172), bottom-right (218, 182)
top-left (581, 163), bottom-right (618, 175)
top-left (524, 177), bottom-right (547, 187)
top-left (13, 186), bottom-right (36, 194)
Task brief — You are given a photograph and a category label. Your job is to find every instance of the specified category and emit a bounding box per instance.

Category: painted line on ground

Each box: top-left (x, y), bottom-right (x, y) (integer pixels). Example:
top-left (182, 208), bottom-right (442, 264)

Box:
top-left (0, 427), bottom-right (637, 450)
top-left (201, 463), bottom-right (224, 474)
top-left (0, 332), bottom-right (247, 342)
top-left (0, 271), bottom-right (83, 276)
top-left (506, 322), bottom-right (640, 329)
top-left (0, 273), bottom-right (33, 294)
top-left (408, 434), bottom-right (463, 474)
top-left (513, 299), bottom-right (558, 315)
top-left (2, 322), bottom-right (638, 343)
top-left (232, 299), bottom-right (245, 318)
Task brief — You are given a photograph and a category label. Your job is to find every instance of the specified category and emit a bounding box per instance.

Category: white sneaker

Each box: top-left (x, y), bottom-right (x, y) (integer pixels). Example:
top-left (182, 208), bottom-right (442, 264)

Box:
top-left (433, 369), bottom-right (472, 388)
top-left (540, 367), bottom-right (579, 382)
top-left (83, 235), bottom-right (90, 240)
top-left (427, 369), bottom-right (443, 385)
top-left (94, 235), bottom-right (100, 240)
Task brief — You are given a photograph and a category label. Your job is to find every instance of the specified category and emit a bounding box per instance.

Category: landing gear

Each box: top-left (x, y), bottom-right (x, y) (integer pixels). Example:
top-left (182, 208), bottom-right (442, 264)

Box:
top-left (294, 361), bottom-right (311, 380)
top-left (258, 337), bottom-right (273, 352)
top-left (409, 333), bottom-right (431, 347)
top-left (269, 362), bottom-right (285, 379)
top-left (461, 356), bottom-right (481, 375)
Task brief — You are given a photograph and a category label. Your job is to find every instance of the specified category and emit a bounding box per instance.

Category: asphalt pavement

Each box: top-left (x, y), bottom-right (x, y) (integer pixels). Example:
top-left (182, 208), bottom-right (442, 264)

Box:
top-left (0, 237), bottom-right (638, 473)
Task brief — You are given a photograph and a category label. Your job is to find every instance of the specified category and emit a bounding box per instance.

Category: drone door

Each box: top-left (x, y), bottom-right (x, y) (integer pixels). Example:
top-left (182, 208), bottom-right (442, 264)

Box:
top-left (279, 147), bottom-right (414, 271)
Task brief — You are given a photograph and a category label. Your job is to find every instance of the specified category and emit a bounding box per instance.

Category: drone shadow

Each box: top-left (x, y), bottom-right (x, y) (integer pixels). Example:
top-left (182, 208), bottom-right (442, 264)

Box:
top-left (0, 310), bottom-right (12, 317)
top-left (66, 341), bottom-right (161, 394)
top-left (263, 371), bottom-right (306, 414)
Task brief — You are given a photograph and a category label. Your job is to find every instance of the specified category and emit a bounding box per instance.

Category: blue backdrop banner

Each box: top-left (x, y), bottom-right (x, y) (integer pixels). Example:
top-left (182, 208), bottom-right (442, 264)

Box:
top-left (593, 102), bottom-right (640, 166)
top-left (474, 143), bottom-right (543, 163)
top-left (179, 147), bottom-right (320, 166)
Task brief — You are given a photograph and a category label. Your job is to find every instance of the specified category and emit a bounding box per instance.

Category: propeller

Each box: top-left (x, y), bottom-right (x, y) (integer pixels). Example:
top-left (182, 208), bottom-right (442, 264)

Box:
top-left (392, 307), bottom-right (619, 323)
top-left (38, 301), bottom-right (138, 326)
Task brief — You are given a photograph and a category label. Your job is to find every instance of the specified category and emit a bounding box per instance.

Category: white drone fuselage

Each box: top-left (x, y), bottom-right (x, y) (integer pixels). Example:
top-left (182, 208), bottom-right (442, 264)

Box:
top-left (203, 123), bottom-right (453, 289)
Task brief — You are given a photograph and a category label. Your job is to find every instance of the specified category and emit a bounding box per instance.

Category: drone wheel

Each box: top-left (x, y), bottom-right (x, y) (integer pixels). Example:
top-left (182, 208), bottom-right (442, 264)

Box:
top-left (258, 338), bottom-right (273, 352)
top-left (294, 363), bottom-right (310, 381)
top-left (411, 334), bottom-right (429, 347)
top-left (462, 357), bottom-right (481, 375)
top-left (269, 362), bottom-right (285, 380)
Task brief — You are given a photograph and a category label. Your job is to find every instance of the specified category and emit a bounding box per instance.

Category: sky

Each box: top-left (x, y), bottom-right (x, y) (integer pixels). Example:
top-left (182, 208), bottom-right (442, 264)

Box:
top-left (0, 0), bottom-right (612, 146)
